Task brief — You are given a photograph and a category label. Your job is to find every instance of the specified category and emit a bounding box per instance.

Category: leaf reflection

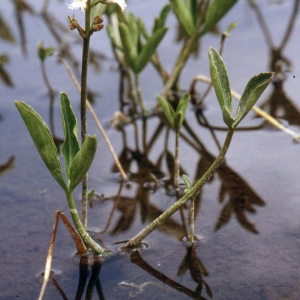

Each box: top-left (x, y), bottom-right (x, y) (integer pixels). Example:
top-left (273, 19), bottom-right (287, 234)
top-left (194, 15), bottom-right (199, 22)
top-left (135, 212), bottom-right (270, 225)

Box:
top-left (0, 156), bottom-right (15, 177)
top-left (215, 162), bottom-right (265, 234)
top-left (75, 255), bottom-right (104, 300)
top-left (107, 186), bottom-right (186, 240)
top-left (91, 108), bottom-right (267, 240)
top-left (249, 0), bottom-right (300, 130)
top-left (178, 245), bottom-right (213, 298)
top-left (196, 151), bottom-right (265, 234)
top-left (130, 249), bottom-right (210, 299)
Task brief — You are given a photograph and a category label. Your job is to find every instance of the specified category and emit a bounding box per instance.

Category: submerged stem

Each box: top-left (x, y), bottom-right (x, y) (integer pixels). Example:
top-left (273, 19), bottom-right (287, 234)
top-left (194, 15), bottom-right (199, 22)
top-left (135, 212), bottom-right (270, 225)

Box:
top-left (124, 128), bottom-right (235, 248)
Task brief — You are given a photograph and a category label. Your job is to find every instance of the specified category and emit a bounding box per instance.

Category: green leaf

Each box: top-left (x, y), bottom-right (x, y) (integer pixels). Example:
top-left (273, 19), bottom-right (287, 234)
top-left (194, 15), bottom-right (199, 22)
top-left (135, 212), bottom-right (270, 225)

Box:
top-left (199, 0), bottom-right (239, 37)
top-left (106, 24), bottom-right (122, 50)
top-left (208, 47), bottom-right (233, 127)
top-left (224, 21), bottom-right (238, 37)
top-left (152, 4), bottom-right (171, 33)
top-left (60, 92), bottom-right (80, 180)
top-left (170, 0), bottom-right (195, 37)
top-left (15, 101), bottom-right (67, 191)
top-left (119, 23), bottom-right (137, 71)
top-left (176, 93), bottom-right (190, 128)
top-left (128, 13), bottom-right (139, 51)
top-left (68, 135), bottom-right (97, 192)
top-left (137, 18), bottom-right (149, 40)
top-left (37, 41), bottom-right (55, 61)
top-left (173, 112), bottom-right (182, 132)
top-left (135, 27), bottom-right (167, 74)
top-left (233, 72), bottom-right (273, 127)
top-left (157, 95), bottom-right (175, 128)
top-left (189, 0), bottom-right (198, 26)
top-left (183, 174), bottom-right (192, 190)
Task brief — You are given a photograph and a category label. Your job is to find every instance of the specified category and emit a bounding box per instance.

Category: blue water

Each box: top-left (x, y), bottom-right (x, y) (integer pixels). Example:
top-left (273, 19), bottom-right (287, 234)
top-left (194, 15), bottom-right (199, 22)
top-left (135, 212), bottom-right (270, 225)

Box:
top-left (1, 0), bottom-right (300, 299)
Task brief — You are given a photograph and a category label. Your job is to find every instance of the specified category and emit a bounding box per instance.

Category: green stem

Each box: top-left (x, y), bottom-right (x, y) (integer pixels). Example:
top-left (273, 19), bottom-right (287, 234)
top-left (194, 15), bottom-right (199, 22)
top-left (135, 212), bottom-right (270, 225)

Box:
top-left (162, 30), bottom-right (199, 98)
top-left (135, 74), bottom-right (147, 116)
top-left (189, 199), bottom-right (195, 243)
top-left (66, 190), bottom-right (106, 255)
top-left (174, 129), bottom-right (179, 189)
top-left (124, 128), bottom-right (235, 249)
top-left (81, 2), bottom-right (92, 229)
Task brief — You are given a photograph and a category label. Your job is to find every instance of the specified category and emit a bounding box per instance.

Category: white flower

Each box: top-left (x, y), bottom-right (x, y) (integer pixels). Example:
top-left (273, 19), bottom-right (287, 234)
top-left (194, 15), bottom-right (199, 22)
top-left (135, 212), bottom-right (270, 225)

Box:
top-left (67, 0), bottom-right (127, 12)
top-left (67, 0), bottom-right (87, 11)
top-left (101, 0), bottom-right (127, 11)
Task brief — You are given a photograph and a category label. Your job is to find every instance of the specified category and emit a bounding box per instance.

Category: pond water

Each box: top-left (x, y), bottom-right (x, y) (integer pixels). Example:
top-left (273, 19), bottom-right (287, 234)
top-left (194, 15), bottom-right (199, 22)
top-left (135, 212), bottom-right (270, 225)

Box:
top-left (1, 0), bottom-right (300, 299)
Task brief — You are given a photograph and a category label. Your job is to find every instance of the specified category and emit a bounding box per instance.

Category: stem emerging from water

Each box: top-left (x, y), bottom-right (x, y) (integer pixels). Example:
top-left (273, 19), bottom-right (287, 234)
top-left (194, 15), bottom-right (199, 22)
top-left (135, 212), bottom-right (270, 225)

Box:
top-left (81, 2), bottom-right (91, 229)
top-left (124, 128), bottom-right (235, 248)
top-left (66, 190), bottom-right (106, 255)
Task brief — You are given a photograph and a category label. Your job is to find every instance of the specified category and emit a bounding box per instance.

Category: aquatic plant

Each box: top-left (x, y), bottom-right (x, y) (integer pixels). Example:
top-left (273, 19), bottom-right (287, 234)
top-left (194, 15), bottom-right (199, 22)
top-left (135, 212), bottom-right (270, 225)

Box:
top-left (13, 0), bottom-right (276, 298)
top-left (14, 0), bottom-right (274, 249)
top-left (124, 48), bottom-right (272, 248)
top-left (15, 93), bottom-right (105, 254)
top-left (157, 93), bottom-right (190, 188)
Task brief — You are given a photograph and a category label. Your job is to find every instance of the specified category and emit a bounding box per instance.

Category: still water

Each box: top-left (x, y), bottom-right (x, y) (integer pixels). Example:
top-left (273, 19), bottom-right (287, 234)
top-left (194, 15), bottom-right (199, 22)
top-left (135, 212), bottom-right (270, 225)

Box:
top-left (1, 0), bottom-right (300, 299)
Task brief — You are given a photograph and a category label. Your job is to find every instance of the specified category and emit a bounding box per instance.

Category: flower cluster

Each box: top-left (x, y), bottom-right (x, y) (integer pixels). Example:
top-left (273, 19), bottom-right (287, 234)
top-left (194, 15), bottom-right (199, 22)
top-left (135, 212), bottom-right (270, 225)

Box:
top-left (67, 0), bottom-right (87, 11)
top-left (67, 0), bottom-right (126, 11)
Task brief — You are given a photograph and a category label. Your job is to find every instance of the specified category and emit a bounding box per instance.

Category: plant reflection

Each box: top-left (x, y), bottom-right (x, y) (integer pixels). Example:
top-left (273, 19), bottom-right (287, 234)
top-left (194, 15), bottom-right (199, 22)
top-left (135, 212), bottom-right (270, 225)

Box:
top-left (248, 0), bottom-right (300, 130)
top-left (177, 245), bottom-right (212, 298)
top-left (89, 106), bottom-right (266, 240)
top-left (0, 156), bottom-right (15, 177)
top-left (75, 255), bottom-right (104, 300)
top-left (44, 255), bottom-right (104, 300)
top-left (41, 271), bottom-right (68, 300)
top-left (130, 247), bottom-right (211, 299)
top-left (93, 179), bottom-right (186, 241)
top-left (43, 247), bottom-right (212, 299)
top-left (213, 159), bottom-right (265, 234)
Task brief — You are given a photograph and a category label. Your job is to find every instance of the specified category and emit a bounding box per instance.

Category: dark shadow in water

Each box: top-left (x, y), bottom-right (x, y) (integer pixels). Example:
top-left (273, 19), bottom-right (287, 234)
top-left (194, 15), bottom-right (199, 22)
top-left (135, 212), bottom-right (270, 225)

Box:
top-left (43, 271), bottom-right (68, 300)
top-left (89, 110), bottom-right (267, 242)
top-left (47, 255), bottom-right (105, 300)
top-left (75, 255), bottom-right (104, 300)
top-left (0, 156), bottom-right (15, 177)
top-left (248, 0), bottom-right (300, 129)
top-left (183, 116), bottom-right (266, 234)
top-left (130, 247), bottom-right (211, 300)
top-left (44, 247), bottom-right (212, 299)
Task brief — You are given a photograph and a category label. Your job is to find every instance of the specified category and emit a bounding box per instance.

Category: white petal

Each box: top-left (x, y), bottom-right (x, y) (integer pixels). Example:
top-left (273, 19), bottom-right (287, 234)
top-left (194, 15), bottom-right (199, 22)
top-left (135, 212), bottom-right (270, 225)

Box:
top-left (103, 0), bottom-right (127, 11)
top-left (67, 0), bottom-right (87, 10)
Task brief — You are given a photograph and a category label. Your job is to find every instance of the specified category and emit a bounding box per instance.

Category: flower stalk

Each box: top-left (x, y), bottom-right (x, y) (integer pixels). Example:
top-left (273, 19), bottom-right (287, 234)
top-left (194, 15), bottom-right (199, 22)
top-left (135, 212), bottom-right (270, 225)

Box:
top-left (79, 1), bottom-right (92, 228)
